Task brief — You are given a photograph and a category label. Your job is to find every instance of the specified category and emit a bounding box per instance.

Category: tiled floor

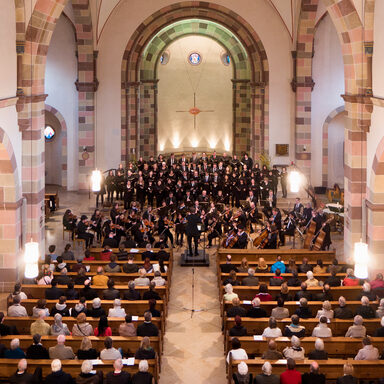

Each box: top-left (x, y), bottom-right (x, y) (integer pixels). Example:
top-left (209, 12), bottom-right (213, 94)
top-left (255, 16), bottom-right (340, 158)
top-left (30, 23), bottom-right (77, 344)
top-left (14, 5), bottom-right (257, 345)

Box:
top-left (37, 187), bottom-right (344, 383)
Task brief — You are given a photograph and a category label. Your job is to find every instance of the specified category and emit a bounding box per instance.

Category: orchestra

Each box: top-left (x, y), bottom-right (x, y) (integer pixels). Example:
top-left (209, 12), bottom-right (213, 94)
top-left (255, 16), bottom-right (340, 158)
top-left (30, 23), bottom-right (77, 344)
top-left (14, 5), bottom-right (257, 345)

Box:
top-left (62, 151), bottom-right (335, 251)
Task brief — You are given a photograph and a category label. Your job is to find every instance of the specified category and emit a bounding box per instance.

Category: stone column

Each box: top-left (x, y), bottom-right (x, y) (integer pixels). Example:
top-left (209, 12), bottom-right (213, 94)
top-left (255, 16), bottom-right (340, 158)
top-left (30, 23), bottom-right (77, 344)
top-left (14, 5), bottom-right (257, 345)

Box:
top-left (232, 79), bottom-right (251, 156)
top-left (125, 82), bottom-right (140, 161)
top-left (251, 82), bottom-right (266, 159)
top-left (139, 80), bottom-right (158, 158)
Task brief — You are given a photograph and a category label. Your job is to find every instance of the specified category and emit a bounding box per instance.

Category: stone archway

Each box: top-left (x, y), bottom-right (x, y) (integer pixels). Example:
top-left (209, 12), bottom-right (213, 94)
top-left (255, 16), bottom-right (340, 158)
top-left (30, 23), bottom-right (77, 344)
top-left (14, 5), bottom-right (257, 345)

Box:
top-left (45, 104), bottom-right (68, 187)
top-left (322, 105), bottom-right (346, 187)
top-left (121, 1), bottom-right (269, 162)
top-left (0, 127), bottom-right (22, 291)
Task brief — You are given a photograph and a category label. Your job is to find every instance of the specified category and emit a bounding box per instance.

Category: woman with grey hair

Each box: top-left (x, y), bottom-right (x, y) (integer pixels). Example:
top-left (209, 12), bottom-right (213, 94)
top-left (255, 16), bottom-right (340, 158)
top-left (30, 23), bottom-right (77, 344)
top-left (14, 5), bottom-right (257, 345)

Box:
top-left (261, 317), bottom-right (282, 338)
top-left (283, 335), bottom-right (305, 360)
top-left (224, 283), bottom-right (239, 302)
top-left (233, 361), bottom-right (254, 384)
top-left (75, 360), bottom-right (103, 383)
top-left (305, 271), bottom-right (319, 287)
top-left (343, 268), bottom-right (359, 286)
top-left (87, 297), bottom-right (106, 318)
top-left (345, 315), bottom-right (367, 337)
top-left (254, 362), bottom-right (279, 384)
top-left (50, 313), bottom-right (70, 336)
top-left (308, 338), bottom-right (328, 360)
top-left (315, 300), bottom-right (334, 319)
top-left (355, 296), bottom-right (376, 319)
top-left (131, 360), bottom-right (155, 384)
top-left (376, 298), bottom-right (384, 318)
top-left (108, 299), bottom-right (126, 317)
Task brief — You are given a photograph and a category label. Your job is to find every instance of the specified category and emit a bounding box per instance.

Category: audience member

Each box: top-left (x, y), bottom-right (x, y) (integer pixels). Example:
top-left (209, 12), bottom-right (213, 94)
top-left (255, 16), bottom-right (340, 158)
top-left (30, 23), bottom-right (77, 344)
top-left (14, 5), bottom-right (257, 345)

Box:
top-left (30, 310), bottom-right (51, 336)
top-left (355, 336), bottom-right (379, 360)
top-left (315, 284), bottom-right (333, 301)
top-left (261, 340), bottom-right (283, 360)
top-left (119, 314), bottom-right (137, 337)
top-left (12, 283), bottom-right (28, 300)
top-left (324, 268), bottom-right (342, 287)
top-left (94, 315), bottom-right (112, 336)
top-left (105, 358), bottom-right (132, 384)
top-left (298, 257), bottom-right (312, 273)
top-left (255, 284), bottom-right (272, 302)
top-left (135, 336), bottom-right (156, 360)
top-left (294, 283), bottom-right (312, 301)
top-left (143, 281), bottom-right (161, 300)
top-left (123, 281), bottom-right (141, 300)
top-left (226, 337), bottom-right (248, 364)
top-left (224, 270), bottom-right (241, 286)
top-left (375, 316), bottom-right (384, 337)
top-left (77, 337), bottom-right (98, 360)
top-left (137, 312), bottom-right (159, 337)
top-left (45, 279), bottom-right (64, 300)
top-left (93, 267), bottom-right (109, 286)
top-left (57, 268), bottom-right (72, 286)
top-left (50, 313), bottom-right (70, 336)
top-left (65, 281), bottom-right (79, 300)
top-left (134, 269), bottom-right (151, 286)
top-left (0, 311), bottom-right (16, 336)
top-left (148, 299), bottom-right (161, 318)
top-left (343, 269), bottom-right (360, 286)
top-left (75, 360), bottom-right (103, 383)
top-left (8, 296), bottom-right (27, 317)
top-left (271, 255), bottom-right (286, 274)
top-left (49, 335), bottom-right (75, 359)
top-left (283, 336), bottom-right (305, 360)
top-left (301, 361), bottom-right (326, 384)
top-left (74, 269), bottom-right (88, 285)
top-left (254, 361), bottom-right (279, 384)
top-left (313, 259), bottom-right (327, 274)
top-left (5, 339), bottom-right (26, 359)
top-left (277, 283), bottom-right (294, 301)
top-left (345, 315), bottom-right (366, 338)
top-left (233, 361), bottom-right (253, 384)
top-left (376, 298), bottom-right (384, 318)
top-left (284, 315), bottom-right (306, 338)
top-left (315, 300), bottom-right (334, 319)
top-left (152, 270), bottom-right (166, 286)
top-left (51, 296), bottom-right (70, 317)
top-left (305, 271), bottom-right (319, 287)
top-left (255, 257), bottom-right (268, 273)
top-left (280, 358), bottom-right (302, 384)
top-left (131, 360), bottom-right (154, 384)
top-left (355, 296), bottom-right (376, 319)
top-left (221, 254), bottom-right (238, 273)
top-left (100, 337), bottom-right (122, 360)
top-left (262, 317), bottom-right (282, 338)
top-left (122, 255), bottom-right (139, 273)
top-left (334, 296), bottom-right (354, 319)
top-left (247, 297), bottom-right (267, 318)
top-left (61, 243), bottom-right (75, 261)
top-left (242, 268), bottom-right (259, 286)
top-left (32, 298), bottom-right (49, 317)
top-left (80, 280), bottom-right (98, 301)
top-left (295, 297), bottom-right (312, 319)
top-left (70, 297), bottom-right (87, 318)
top-left (269, 269), bottom-right (284, 286)
top-left (308, 338), bottom-right (328, 360)
top-left (108, 298), bottom-right (126, 317)
top-left (44, 359), bottom-right (73, 384)
top-left (371, 273), bottom-right (384, 290)
top-left (105, 254), bottom-right (121, 273)
top-left (229, 316), bottom-right (247, 337)
top-left (103, 279), bottom-right (120, 300)
top-left (227, 297), bottom-right (247, 318)
top-left (357, 282), bottom-right (377, 301)
top-left (72, 312), bottom-right (94, 336)
top-left (336, 363), bottom-right (358, 384)
top-left (312, 316), bottom-right (332, 338)
top-left (9, 359), bottom-right (36, 384)
top-left (223, 283), bottom-right (239, 302)
top-left (87, 298), bottom-right (106, 318)
top-left (287, 271), bottom-right (301, 287)
top-left (271, 297), bottom-right (289, 319)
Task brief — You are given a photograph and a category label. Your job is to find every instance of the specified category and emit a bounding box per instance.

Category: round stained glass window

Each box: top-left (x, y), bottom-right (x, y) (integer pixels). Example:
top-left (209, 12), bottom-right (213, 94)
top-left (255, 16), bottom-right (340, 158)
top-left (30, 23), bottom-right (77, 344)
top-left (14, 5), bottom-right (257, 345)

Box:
top-left (44, 126), bottom-right (55, 140)
top-left (160, 51), bottom-right (170, 65)
top-left (221, 52), bottom-right (231, 66)
top-left (188, 52), bottom-right (202, 66)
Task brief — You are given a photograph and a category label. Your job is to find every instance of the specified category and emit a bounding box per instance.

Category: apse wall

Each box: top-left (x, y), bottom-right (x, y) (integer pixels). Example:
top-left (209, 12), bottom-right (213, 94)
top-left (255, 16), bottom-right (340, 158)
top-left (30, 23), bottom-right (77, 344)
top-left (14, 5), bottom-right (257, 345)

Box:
top-left (0, 0), bottom-right (21, 186)
top-left (311, 14), bottom-right (344, 187)
top-left (96, 0), bottom-right (293, 171)
top-left (45, 15), bottom-right (78, 190)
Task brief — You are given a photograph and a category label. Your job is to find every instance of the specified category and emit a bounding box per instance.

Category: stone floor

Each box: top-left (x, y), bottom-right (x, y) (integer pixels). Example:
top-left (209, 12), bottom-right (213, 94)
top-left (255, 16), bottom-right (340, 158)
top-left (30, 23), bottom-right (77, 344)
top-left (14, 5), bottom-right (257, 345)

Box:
top-left (25, 187), bottom-right (344, 383)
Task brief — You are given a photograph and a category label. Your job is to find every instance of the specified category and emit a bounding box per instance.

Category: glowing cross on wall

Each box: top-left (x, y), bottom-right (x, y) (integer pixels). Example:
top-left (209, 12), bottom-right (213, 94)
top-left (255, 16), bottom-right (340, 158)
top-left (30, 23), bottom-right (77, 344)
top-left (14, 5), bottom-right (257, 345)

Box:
top-left (176, 93), bottom-right (214, 129)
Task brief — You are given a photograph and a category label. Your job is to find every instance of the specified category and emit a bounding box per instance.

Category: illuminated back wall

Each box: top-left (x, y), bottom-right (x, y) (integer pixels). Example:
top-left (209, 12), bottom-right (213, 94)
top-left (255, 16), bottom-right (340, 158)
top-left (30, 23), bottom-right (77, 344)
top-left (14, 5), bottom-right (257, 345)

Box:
top-left (157, 35), bottom-right (233, 154)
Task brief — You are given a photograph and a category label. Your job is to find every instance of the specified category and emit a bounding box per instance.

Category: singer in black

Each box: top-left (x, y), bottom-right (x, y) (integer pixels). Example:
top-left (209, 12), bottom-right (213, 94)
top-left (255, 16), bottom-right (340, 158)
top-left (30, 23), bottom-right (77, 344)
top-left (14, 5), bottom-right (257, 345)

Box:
top-left (185, 209), bottom-right (201, 256)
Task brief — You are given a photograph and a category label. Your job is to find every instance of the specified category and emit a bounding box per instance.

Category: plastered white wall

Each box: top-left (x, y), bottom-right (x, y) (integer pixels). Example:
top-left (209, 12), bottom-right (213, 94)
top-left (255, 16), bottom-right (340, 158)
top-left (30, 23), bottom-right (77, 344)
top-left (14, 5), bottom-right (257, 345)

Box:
top-left (311, 14), bottom-right (344, 187)
top-left (45, 15), bottom-right (78, 190)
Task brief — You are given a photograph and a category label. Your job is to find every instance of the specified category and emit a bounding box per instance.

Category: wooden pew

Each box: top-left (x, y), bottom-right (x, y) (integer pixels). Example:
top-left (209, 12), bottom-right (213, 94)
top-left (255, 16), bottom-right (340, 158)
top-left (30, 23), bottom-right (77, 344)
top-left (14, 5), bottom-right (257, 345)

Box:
top-left (0, 358), bottom-right (158, 382)
top-left (225, 336), bottom-right (384, 358)
top-left (21, 284), bottom-right (169, 304)
top-left (228, 359), bottom-right (384, 383)
top-left (217, 249), bottom-right (336, 263)
top-left (0, 335), bottom-right (162, 362)
top-left (52, 271), bottom-right (169, 286)
top-left (223, 316), bottom-right (380, 341)
top-left (221, 285), bottom-right (363, 303)
top-left (220, 272), bottom-right (346, 285)
top-left (3, 316), bottom-right (164, 338)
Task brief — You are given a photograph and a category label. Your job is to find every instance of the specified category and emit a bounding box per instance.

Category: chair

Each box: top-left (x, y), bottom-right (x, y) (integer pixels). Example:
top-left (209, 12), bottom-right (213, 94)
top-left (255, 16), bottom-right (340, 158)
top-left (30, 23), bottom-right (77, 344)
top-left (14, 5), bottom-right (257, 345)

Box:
top-left (63, 226), bottom-right (73, 241)
top-left (73, 235), bottom-right (86, 250)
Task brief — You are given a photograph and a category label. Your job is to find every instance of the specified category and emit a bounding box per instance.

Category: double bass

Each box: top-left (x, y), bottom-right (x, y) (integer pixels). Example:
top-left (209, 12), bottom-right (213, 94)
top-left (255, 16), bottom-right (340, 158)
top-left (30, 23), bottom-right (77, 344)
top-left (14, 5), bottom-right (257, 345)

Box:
top-left (303, 217), bottom-right (317, 249)
top-left (311, 215), bottom-right (334, 251)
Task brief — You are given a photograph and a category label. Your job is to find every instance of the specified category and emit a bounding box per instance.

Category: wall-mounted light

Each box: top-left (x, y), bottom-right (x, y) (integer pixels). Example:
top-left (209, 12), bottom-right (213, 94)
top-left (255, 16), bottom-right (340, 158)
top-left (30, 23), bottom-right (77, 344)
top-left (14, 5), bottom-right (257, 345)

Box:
top-left (354, 240), bottom-right (368, 279)
top-left (288, 170), bottom-right (301, 193)
top-left (91, 169), bottom-right (101, 192)
top-left (24, 240), bottom-right (39, 278)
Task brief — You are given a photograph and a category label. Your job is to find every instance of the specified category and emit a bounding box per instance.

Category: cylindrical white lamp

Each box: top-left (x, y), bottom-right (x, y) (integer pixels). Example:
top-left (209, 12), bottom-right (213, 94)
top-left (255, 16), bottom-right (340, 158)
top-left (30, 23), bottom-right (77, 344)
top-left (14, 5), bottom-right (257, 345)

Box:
top-left (354, 240), bottom-right (369, 279)
top-left (24, 241), bottom-right (39, 278)
top-left (91, 169), bottom-right (101, 192)
top-left (289, 170), bottom-right (301, 193)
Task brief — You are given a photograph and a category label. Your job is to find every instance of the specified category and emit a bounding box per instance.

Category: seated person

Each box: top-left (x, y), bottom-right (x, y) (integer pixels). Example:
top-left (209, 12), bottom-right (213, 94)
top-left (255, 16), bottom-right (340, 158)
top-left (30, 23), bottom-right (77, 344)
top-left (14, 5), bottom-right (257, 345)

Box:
top-left (8, 295), bottom-right (27, 317)
top-left (72, 312), bottom-right (93, 336)
top-left (227, 297), bottom-right (247, 318)
top-left (229, 315), bottom-right (247, 337)
top-left (315, 284), bottom-right (333, 302)
top-left (375, 316), bottom-right (384, 337)
top-left (105, 254), bottom-right (121, 273)
top-left (247, 297), bottom-right (267, 318)
top-left (283, 315), bottom-right (306, 338)
top-left (94, 315), bottom-right (112, 337)
top-left (50, 313), bottom-right (70, 336)
top-left (100, 337), bottom-right (122, 360)
top-left (32, 298), bottom-right (49, 318)
top-left (76, 360), bottom-right (103, 382)
top-left (357, 282), bottom-right (377, 301)
top-left (123, 255), bottom-right (139, 273)
top-left (271, 297), bottom-right (289, 319)
top-left (92, 267), bottom-right (109, 286)
top-left (224, 270), bottom-right (241, 286)
top-left (287, 272), bottom-right (301, 287)
top-left (242, 268), bottom-right (259, 286)
top-left (324, 268), bottom-right (341, 287)
top-left (294, 282), bottom-right (312, 301)
top-left (336, 364), bottom-right (358, 384)
top-left (134, 268), bottom-right (150, 286)
top-left (51, 296), bottom-right (70, 317)
top-left (30, 310), bottom-right (51, 336)
top-left (223, 284), bottom-right (239, 302)
top-left (371, 273), bottom-right (384, 290)
top-left (355, 296), bottom-right (376, 318)
top-left (119, 314), bottom-right (137, 337)
top-left (64, 281), bottom-right (79, 300)
top-left (282, 336), bottom-right (305, 360)
top-left (5, 338), bottom-right (25, 359)
top-left (294, 298), bottom-right (312, 319)
top-left (311, 316), bottom-right (332, 338)
top-left (132, 360), bottom-right (155, 384)
top-left (74, 268), bottom-right (87, 285)
top-left (70, 297), bottom-right (87, 318)
top-left (261, 340), bottom-right (283, 360)
top-left (269, 269), bottom-right (284, 286)
top-left (77, 337), bottom-right (98, 360)
top-left (220, 254), bottom-right (238, 273)
top-left (226, 337), bottom-right (248, 364)
top-left (48, 335), bottom-right (75, 360)
top-left (152, 270), bottom-right (166, 287)
top-left (26, 333), bottom-right (49, 359)
top-left (334, 296), bottom-right (354, 319)
top-left (255, 284), bottom-right (272, 302)
top-left (103, 279), bottom-right (120, 300)
top-left (233, 361), bottom-right (253, 384)
top-left (313, 259), bottom-right (327, 274)
top-left (262, 316), bottom-right (282, 338)
top-left (376, 298), bottom-right (384, 318)
top-left (87, 297), bottom-right (106, 318)
top-left (0, 311), bottom-right (17, 336)
top-left (134, 336), bottom-right (156, 360)
top-left (305, 271), bottom-right (319, 287)
top-left (301, 362), bottom-right (326, 384)
top-left (354, 336), bottom-right (379, 360)
top-left (277, 283), bottom-right (293, 302)
top-left (270, 255), bottom-right (286, 274)
top-left (137, 311), bottom-right (159, 337)
top-left (148, 299), bottom-right (161, 318)
top-left (123, 281), bottom-right (141, 301)
top-left (298, 257), bottom-right (312, 273)
top-left (345, 315), bottom-right (366, 338)
top-left (308, 338), bottom-right (328, 360)
top-left (315, 300), bottom-right (334, 319)
top-left (80, 279), bottom-right (98, 300)
top-left (108, 298), bottom-right (126, 317)
top-left (142, 281), bottom-right (161, 301)
top-left (343, 268), bottom-right (360, 286)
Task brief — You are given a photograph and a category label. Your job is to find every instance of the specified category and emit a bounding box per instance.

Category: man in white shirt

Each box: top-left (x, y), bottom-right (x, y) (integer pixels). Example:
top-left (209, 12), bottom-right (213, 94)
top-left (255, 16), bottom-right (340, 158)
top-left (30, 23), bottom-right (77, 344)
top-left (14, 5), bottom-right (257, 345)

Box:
top-left (7, 296), bottom-right (27, 317)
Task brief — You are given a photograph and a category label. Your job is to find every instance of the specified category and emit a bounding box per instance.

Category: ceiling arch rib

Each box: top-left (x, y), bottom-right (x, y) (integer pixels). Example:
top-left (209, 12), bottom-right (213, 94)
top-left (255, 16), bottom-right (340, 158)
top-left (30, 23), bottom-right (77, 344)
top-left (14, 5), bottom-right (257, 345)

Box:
top-left (140, 19), bottom-right (252, 81)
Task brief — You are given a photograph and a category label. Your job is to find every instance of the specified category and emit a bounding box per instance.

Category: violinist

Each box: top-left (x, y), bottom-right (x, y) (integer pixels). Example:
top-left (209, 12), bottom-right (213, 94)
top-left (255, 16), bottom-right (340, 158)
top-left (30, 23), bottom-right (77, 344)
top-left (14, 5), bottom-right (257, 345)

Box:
top-left (198, 189), bottom-right (210, 203)
top-left (110, 203), bottom-right (120, 224)
top-left (279, 212), bottom-right (296, 246)
top-left (76, 215), bottom-right (94, 248)
top-left (246, 202), bottom-right (259, 234)
top-left (157, 215), bottom-right (174, 248)
top-left (263, 189), bottom-right (277, 218)
top-left (90, 209), bottom-right (103, 242)
top-left (63, 209), bottom-right (77, 232)
top-left (206, 216), bottom-right (222, 249)
top-left (214, 190), bottom-right (225, 204)
top-left (269, 208), bottom-right (282, 231)
top-left (302, 203), bottom-right (313, 226)
top-left (232, 225), bottom-right (248, 249)
top-left (175, 213), bottom-right (186, 246)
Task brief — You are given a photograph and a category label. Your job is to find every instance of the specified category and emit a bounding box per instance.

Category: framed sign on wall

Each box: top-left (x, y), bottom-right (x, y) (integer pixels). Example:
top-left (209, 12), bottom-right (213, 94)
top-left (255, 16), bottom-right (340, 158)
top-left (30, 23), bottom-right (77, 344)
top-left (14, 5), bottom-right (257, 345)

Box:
top-left (276, 144), bottom-right (289, 156)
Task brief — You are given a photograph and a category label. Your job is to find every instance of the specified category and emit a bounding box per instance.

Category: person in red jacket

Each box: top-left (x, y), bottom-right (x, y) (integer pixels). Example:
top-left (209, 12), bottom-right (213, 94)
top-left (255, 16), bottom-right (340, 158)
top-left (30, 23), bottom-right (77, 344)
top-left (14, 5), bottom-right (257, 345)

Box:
top-left (343, 269), bottom-right (360, 286)
top-left (280, 358), bottom-right (302, 384)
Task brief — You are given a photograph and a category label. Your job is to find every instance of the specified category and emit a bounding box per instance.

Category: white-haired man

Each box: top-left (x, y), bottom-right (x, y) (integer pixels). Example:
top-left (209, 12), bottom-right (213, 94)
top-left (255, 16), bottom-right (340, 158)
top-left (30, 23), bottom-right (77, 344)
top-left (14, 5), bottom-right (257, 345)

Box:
top-left (242, 268), bottom-right (259, 286)
top-left (132, 360), bottom-right (155, 384)
top-left (255, 361), bottom-right (279, 384)
top-left (106, 358), bottom-right (132, 384)
top-left (44, 359), bottom-right (73, 384)
top-left (302, 361), bottom-right (326, 384)
top-left (9, 359), bottom-right (35, 384)
top-left (76, 360), bottom-right (103, 383)
top-left (48, 334), bottom-right (75, 360)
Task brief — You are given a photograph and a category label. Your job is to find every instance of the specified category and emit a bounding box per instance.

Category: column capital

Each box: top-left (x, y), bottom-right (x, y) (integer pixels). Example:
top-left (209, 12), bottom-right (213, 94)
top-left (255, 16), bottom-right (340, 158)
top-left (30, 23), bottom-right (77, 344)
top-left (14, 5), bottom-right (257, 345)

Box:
top-left (75, 80), bottom-right (99, 92)
top-left (291, 78), bottom-right (315, 92)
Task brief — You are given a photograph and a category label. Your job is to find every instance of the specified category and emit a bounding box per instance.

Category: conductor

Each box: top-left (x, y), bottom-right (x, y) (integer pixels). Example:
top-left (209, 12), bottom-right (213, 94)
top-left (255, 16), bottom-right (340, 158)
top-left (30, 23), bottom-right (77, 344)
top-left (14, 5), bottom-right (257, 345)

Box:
top-left (186, 208), bottom-right (202, 257)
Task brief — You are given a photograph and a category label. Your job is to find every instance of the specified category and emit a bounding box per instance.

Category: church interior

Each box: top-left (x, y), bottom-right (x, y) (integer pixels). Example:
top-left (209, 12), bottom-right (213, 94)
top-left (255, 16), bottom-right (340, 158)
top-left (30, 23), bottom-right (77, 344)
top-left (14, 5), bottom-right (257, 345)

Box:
top-left (2, 0), bottom-right (384, 382)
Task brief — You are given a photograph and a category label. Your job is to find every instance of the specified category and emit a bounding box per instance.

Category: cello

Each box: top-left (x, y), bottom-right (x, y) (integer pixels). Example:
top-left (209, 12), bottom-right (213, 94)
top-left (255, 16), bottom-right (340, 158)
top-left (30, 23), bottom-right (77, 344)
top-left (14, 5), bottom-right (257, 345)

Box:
top-left (253, 227), bottom-right (268, 248)
top-left (222, 229), bottom-right (238, 249)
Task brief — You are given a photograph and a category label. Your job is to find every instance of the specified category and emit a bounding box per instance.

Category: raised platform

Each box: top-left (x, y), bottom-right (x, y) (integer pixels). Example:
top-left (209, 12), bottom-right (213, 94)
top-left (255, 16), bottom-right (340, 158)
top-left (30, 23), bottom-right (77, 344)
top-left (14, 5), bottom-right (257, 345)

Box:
top-left (180, 249), bottom-right (210, 267)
